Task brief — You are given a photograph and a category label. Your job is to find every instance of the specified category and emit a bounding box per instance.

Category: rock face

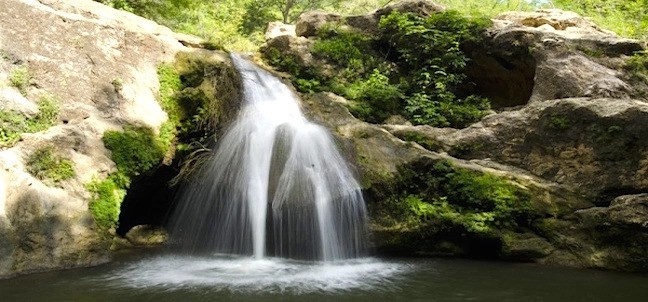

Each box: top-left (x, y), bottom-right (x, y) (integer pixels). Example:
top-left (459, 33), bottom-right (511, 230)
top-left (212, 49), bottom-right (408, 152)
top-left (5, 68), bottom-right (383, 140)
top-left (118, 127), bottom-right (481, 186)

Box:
top-left (265, 0), bottom-right (648, 272)
top-left (0, 0), bottom-right (194, 278)
top-left (473, 9), bottom-right (647, 107)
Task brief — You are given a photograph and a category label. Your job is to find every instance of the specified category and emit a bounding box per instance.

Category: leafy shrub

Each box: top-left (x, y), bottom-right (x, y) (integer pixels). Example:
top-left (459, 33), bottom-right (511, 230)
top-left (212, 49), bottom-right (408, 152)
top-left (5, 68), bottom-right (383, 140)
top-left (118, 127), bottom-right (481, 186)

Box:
top-left (552, 0), bottom-right (648, 40)
top-left (379, 11), bottom-right (491, 127)
top-left (26, 147), bottom-right (75, 186)
top-left (264, 10), bottom-right (491, 128)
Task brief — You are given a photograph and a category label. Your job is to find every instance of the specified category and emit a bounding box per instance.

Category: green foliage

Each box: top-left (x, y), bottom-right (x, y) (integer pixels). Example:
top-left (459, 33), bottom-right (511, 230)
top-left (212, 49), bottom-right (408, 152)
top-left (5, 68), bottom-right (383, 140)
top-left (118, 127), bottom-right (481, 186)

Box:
top-left (26, 147), bottom-right (75, 186)
top-left (546, 114), bottom-right (570, 131)
top-left (263, 47), bottom-right (325, 93)
top-left (0, 95), bottom-right (59, 147)
top-left (380, 11), bottom-right (491, 127)
top-left (346, 69), bottom-right (403, 123)
top-left (552, 0), bottom-right (648, 40)
top-left (156, 52), bottom-right (240, 156)
top-left (386, 159), bottom-right (532, 234)
top-left (397, 131), bottom-right (441, 151)
top-left (624, 51), bottom-right (648, 84)
top-left (264, 10), bottom-right (491, 127)
top-left (86, 173), bottom-right (128, 231)
top-left (102, 126), bottom-right (165, 178)
top-left (9, 66), bottom-right (31, 96)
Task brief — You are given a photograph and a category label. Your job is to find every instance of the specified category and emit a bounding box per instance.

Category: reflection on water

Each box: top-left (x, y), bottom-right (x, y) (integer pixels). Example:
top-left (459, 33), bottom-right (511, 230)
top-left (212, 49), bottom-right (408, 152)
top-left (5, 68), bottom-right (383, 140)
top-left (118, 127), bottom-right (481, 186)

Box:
top-left (1, 252), bottom-right (647, 302)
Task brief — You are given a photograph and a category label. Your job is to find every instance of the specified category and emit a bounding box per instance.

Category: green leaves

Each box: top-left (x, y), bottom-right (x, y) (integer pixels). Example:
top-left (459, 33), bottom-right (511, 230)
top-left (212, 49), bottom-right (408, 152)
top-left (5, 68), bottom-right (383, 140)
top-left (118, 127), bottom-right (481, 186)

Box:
top-left (379, 11), bottom-right (491, 128)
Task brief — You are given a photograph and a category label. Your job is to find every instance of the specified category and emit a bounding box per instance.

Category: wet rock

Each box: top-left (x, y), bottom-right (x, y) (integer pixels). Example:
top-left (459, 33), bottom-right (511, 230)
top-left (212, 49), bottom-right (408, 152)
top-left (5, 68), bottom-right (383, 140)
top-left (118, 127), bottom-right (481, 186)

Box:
top-left (125, 225), bottom-right (168, 247)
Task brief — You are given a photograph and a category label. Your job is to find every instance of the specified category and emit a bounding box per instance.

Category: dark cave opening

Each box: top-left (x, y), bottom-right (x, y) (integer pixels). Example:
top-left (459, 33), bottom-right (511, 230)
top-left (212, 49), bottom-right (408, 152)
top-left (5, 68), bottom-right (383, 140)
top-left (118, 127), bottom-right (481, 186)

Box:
top-left (116, 165), bottom-right (179, 237)
top-left (465, 46), bottom-right (537, 109)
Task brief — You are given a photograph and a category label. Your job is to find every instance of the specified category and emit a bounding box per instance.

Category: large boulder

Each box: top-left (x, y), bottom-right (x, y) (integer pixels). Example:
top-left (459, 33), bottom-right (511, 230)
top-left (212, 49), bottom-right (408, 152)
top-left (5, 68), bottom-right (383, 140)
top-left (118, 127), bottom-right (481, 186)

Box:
top-left (0, 0), bottom-right (195, 278)
top-left (443, 98), bottom-right (648, 204)
top-left (467, 9), bottom-right (647, 107)
top-left (295, 0), bottom-right (444, 37)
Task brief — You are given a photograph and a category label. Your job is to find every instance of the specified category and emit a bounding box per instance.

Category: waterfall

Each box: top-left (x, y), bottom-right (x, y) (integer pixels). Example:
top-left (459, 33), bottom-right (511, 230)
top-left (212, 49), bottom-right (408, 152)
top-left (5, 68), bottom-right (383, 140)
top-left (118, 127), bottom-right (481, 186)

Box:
top-left (168, 53), bottom-right (368, 261)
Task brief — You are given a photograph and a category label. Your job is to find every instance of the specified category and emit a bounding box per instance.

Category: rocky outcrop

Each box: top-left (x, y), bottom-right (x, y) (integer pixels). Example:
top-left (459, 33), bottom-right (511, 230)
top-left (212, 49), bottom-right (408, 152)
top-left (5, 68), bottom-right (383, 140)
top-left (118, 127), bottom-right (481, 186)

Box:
top-left (471, 9), bottom-right (647, 107)
top-left (443, 98), bottom-right (648, 204)
top-left (0, 0), bottom-right (202, 278)
top-left (265, 0), bottom-right (648, 272)
top-left (295, 0), bottom-right (444, 37)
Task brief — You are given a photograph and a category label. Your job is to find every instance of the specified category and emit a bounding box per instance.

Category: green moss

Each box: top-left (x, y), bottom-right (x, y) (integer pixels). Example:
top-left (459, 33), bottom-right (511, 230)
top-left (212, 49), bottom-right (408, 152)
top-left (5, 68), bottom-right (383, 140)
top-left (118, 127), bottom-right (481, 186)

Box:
top-left (262, 47), bottom-right (325, 93)
top-left (397, 131), bottom-right (441, 151)
top-left (379, 159), bottom-right (533, 235)
top-left (26, 146), bottom-right (75, 186)
top-left (155, 52), bottom-right (241, 159)
top-left (86, 173), bottom-right (128, 231)
top-left (9, 65), bottom-right (31, 96)
top-left (111, 78), bottom-right (124, 92)
top-left (449, 141), bottom-right (483, 158)
top-left (0, 95), bottom-right (59, 147)
top-left (576, 45), bottom-right (605, 58)
top-left (624, 51), bottom-right (648, 84)
top-left (102, 126), bottom-right (165, 178)
top-left (546, 115), bottom-right (570, 131)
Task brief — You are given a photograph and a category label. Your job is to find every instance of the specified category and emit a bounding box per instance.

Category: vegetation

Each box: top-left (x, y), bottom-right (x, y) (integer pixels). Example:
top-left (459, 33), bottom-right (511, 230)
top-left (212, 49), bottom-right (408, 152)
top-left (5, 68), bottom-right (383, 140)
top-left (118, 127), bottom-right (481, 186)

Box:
top-left (157, 52), bottom-right (240, 156)
top-left (0, 95), bottom-right (59, 147)
top-left (552, 0), bottom-right (648, 40)
top-left (86, 173), bottom-right (128, 231)
top-left (102, 126), bottom-right (166, 178)
top-left (26, 147), bottom-right (75, 187)
top-left (624, 51), bottom-right (648, 84)
top-left (264, 10), bottom-right (491, 128)
top-left (396, 130), bottom-right (441, 151)
top-left (380, 11), bottom-right (491, 127)
top-left (385, 160), bottom-right (531, 235)
top-left (9, 65), bottom-right (31, 96)
top-left (545, 114), bottom-right (570, 131)
top-left (88, 126), bottom-right (165, 231)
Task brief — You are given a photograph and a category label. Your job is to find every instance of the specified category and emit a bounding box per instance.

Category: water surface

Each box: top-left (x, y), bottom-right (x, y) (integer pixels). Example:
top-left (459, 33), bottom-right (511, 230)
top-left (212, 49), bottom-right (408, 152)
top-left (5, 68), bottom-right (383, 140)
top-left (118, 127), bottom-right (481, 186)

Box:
top-left (1, 252), bottom-right (646, 302)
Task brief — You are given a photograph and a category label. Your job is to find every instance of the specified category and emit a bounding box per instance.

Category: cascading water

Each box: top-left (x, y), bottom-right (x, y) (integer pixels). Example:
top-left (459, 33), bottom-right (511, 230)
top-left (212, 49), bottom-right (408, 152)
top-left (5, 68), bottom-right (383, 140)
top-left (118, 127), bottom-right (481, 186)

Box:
top-left (168, 53), bottom-right (368, 261)
top-left (102, 54), bottom-right (407, 294)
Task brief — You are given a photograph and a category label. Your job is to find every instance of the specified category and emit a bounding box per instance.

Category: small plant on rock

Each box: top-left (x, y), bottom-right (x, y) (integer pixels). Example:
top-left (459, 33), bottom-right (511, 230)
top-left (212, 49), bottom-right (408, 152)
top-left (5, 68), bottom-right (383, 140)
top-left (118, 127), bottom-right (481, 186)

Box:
top-left (26, 146), bottom-right (75, 186)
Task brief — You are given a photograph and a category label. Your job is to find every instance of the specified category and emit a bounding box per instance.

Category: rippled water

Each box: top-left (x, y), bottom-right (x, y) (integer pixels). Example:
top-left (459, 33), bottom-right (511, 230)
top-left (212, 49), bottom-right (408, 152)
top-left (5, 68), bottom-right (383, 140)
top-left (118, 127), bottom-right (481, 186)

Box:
top-left (1, 252), bottom-right (647, 302)
top-left (102, 255), bottom-right (407, 294)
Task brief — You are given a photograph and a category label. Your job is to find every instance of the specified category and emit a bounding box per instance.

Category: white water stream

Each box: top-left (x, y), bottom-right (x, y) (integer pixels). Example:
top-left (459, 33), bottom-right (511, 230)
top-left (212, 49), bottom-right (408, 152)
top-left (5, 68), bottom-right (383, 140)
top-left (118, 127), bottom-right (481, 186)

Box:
top-left (168, 54), bottom-right (368, 261)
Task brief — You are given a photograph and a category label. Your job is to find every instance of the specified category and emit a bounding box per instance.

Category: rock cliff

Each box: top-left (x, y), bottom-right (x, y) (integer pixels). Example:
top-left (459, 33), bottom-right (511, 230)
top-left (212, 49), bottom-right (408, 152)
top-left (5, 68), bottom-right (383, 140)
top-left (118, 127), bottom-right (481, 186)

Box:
top-left (0, 0), bottom-right (202, 278)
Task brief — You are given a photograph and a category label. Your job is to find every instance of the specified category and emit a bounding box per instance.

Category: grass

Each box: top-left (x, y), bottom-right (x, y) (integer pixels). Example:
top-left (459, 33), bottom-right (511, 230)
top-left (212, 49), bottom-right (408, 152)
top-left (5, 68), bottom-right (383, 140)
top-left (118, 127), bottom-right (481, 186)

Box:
top-left (9, 66), bottom-right (31, 96)
top-left (26, 146), bottom-right (75, 186)
top-left (0, 95), bottom-right (59, 147)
